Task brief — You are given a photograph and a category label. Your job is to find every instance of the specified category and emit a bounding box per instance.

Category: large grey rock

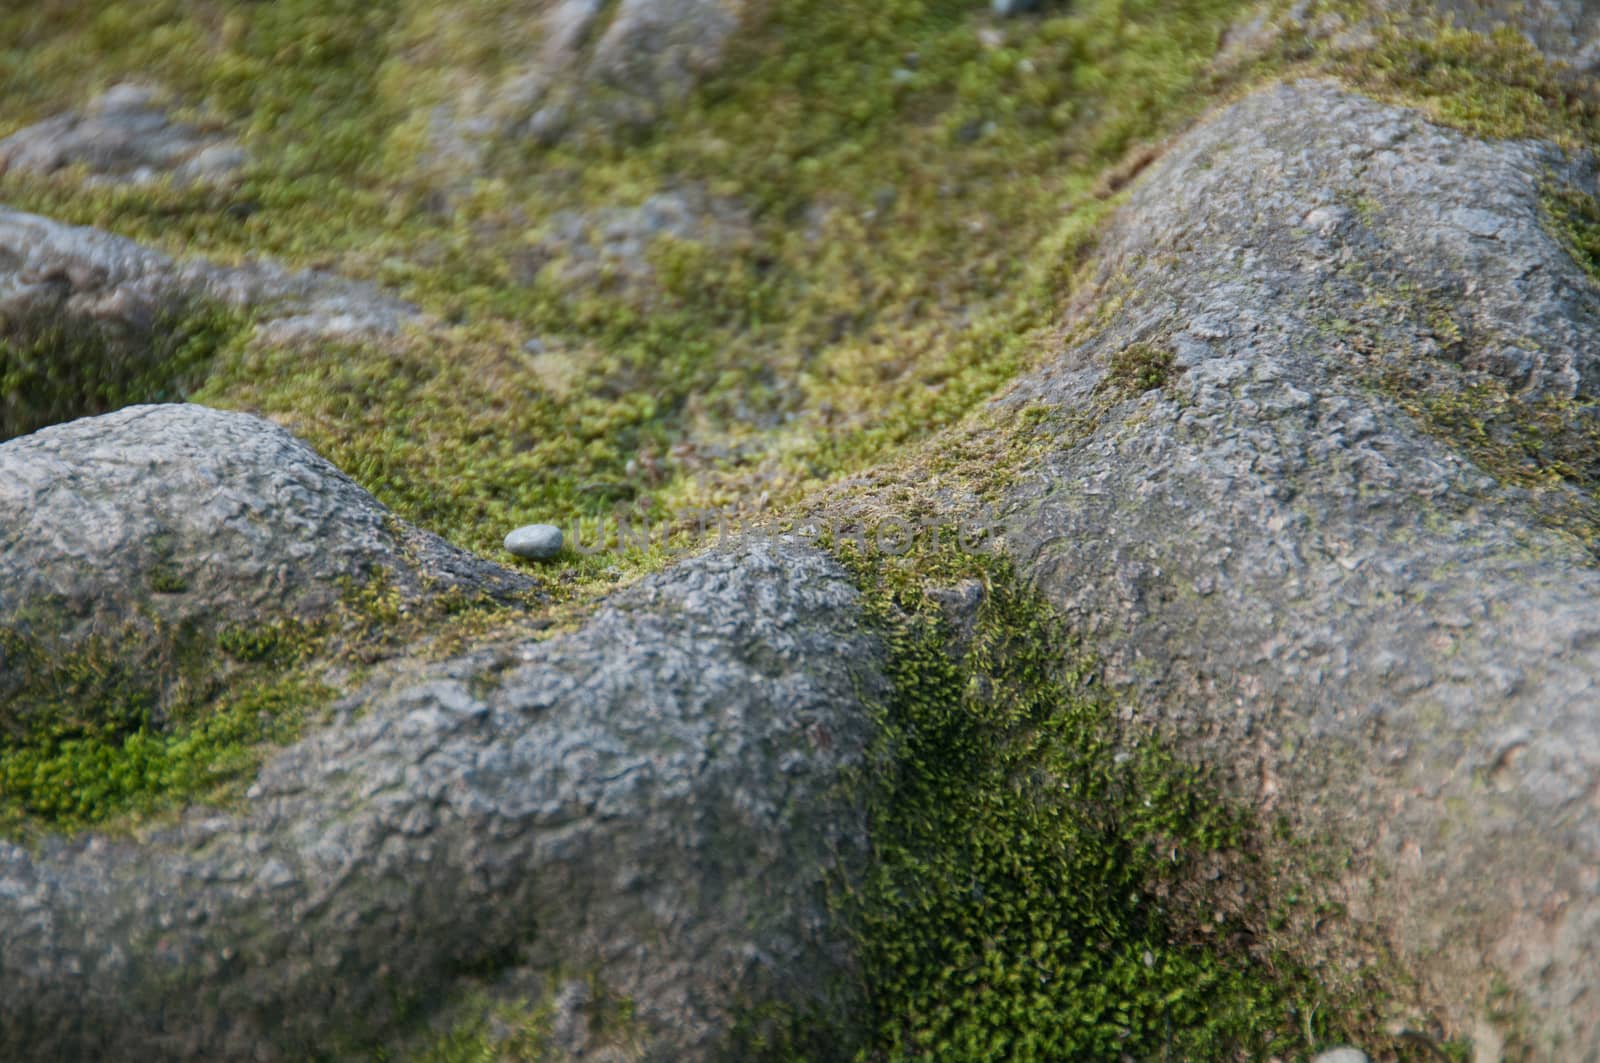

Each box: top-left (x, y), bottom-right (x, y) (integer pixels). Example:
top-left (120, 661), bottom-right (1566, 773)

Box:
top-left (0, 539), bottom-right (881, 1060)
top-left (0, 82), bottom-right (247, 186)
top-left (1001, 79), bottom-right (1600, 1056)
top-left (0, 404), bottom-right (530, 720)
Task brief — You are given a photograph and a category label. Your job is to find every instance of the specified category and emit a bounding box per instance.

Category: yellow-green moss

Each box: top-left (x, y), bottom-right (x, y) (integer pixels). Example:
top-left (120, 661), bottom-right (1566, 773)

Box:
top-left (0, 573), bottom-right (537, 841)
top-left (0, 0), bottom-right (1263, 560)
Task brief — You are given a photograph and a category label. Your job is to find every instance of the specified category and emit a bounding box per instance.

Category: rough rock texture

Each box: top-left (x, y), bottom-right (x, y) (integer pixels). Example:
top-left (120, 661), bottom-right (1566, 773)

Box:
top-left (0, 539), bottom-right (882, 1061)
top-left (419, 0), bottom-right (750, 172)
top-left (1003, 79), bottom-right (1600, 1056)
top-left (0, 206), bottom-right (420, 349)
top-left (0, 404), bottom-right (530, 702)
top-left (0, 83), bottom-right (247, 186)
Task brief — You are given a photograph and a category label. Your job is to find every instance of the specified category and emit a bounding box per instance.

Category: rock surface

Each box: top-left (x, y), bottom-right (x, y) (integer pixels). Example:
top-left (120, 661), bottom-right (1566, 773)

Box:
top-left (0, 83), bottom-right (247, 185)
top-left (1003, 79), bottom-right (1600, 1055)
top-left (0, 404), bottom-right (529, 713)
top-left (504, 523), bottom-right (565, 560)
top-left (0, 206), bottom-right (420, 349)
top-left (0, 538), bottom-right (882, 1060)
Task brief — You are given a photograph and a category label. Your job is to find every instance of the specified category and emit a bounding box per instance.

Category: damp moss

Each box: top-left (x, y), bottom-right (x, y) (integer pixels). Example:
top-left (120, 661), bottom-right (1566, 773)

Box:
top-left (1103, 342), bottom-right (1179, 397)
top-left (802, 537), bottom-right (1432, 1061)
top-left (0, 572), bottom-right (536, 840)
top-left (0, 0), bottom-right (1263, 558)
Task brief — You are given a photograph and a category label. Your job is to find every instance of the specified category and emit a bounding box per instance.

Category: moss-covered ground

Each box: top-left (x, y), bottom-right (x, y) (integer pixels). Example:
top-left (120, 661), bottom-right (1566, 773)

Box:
top-left (4, 0), bottom-right (1597, 1057)
top-left (0, 576), bottom-right (543, 842)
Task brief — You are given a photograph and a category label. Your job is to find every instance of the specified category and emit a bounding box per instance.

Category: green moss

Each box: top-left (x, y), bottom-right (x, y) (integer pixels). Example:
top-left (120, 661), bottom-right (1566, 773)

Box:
top-left (1324, 7), bottom-right (1600, 146)
top-left (788, 536), bottom-right (1425, 1061)
top-left (0, 0), bottom-right (1260, 559)
top-left (0, 673), bottom-right (326, 837)
top-left (0, 568), bottom-right (536, 840)
top-left (396, 997), bottom-right (553, 1063)
top-left (1544, 183), bottom-right (1600, 283)
top-left (0, 299), bottom-right (248, 441)
top-left (1102, 342), bottom-right (1178, 397)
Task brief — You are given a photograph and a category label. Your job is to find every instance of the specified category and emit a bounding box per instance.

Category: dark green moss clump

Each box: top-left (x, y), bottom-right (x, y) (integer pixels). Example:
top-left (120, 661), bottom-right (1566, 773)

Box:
top-left (0, 300), bottom-right (247, 441)
top-left (1103, 342), bottom-right (1178, 396)
top-left (1544, 183), bottom-right (1600, 284)
top-left (751, 538), bottom-right (1418, 1062)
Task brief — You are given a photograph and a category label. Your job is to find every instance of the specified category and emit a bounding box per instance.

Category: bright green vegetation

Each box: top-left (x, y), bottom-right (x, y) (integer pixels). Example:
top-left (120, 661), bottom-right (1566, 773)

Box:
top-left (0, 617), bottom-right (326, 837)
top-left (0, 578), bottom-right (534, 840)
top-left (801, 539), bottom-right (1430, 1061)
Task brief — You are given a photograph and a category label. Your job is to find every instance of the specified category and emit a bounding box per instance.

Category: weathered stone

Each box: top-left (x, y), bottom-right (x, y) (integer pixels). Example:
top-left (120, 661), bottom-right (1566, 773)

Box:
top-left (0, 207), bottom-right (420, 351)
top-left (1001, 79), bottom-right (1600, 1056)
top-left (0, 538), bottom-right (882, 1061)
top-left (0, 82), bottom-right (247, 186)
top-left (0, 404), bottom-right (530, 707)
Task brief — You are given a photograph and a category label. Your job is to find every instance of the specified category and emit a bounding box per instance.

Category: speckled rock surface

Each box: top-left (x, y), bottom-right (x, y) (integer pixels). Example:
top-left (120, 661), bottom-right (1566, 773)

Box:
top-left (0, 404), bottom-right (529, 697)
top-left (1002, 79), bottom-right (1600, 1055)
top-left (0, 206), bottom-right (419, 390)
top-left (0, 540), bottom-right (880, 1061)
top-left (0, 82), bottom-right (247, 186)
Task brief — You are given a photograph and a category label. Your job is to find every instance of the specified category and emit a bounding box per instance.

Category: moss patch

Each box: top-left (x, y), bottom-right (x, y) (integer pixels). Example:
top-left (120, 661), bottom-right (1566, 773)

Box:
top-left (1102, 341), bottom-right (1179, 397)
top-left (0, 0), bottom-right (1264, 557)
top-left (0, 574), bottom-right (536, 841)
top-left (0, 300), bottom-right (248, 441)
top-left (1544, 182), bottom-right (1600, 283)
top-left (795, 538), bottom-right (1435, 1061)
